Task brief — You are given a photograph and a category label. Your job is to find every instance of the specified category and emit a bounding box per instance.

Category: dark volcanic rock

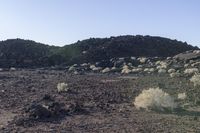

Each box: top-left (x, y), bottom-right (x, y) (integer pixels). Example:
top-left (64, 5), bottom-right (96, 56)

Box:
top-left (2, 70), bottom-right (200, 132)
top-left (26, 103), bottom-right (52, 119)
top-left (0, 36), bottom-right (198, 68)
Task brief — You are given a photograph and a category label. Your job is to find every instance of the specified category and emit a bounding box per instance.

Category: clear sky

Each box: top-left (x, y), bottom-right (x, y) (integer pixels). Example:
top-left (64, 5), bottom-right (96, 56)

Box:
top-left (0, 0), bottom-right (199, 46)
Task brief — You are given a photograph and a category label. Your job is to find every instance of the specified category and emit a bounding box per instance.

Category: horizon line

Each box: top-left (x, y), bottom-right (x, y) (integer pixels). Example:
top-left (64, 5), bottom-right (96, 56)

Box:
top-left (0, 34), bottom-right (199, 47)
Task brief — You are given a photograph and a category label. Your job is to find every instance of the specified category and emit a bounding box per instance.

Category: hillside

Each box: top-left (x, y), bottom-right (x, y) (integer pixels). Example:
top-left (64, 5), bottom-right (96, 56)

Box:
top-left (62, 35), bottom-right (198, 64)
top-left (0, 39), bottom-right (63, 67)
top-left (0, 36), bottom-right (198, 67)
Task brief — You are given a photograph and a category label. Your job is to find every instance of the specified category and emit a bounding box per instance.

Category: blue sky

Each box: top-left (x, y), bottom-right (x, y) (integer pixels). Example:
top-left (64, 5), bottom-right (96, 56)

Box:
top-left (0, 0), bottom-right (199, 46)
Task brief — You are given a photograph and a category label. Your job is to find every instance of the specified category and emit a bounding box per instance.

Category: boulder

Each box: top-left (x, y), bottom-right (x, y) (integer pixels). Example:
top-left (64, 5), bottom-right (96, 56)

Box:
top-left (174, 50), bottom-right (200, 60)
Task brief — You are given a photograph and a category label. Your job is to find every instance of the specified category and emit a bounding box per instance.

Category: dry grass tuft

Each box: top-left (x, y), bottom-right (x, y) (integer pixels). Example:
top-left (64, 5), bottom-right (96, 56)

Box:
top-left (134, 87), bottom-right (177, 111)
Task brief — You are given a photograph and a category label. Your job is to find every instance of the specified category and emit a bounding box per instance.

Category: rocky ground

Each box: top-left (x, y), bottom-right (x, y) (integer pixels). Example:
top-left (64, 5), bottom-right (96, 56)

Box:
top-left (1, 50), bottom-right (200, 132)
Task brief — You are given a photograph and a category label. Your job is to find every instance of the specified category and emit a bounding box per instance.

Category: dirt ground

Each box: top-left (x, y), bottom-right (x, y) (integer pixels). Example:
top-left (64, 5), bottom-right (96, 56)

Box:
top-left (1, 69), bottom-right (200, 133)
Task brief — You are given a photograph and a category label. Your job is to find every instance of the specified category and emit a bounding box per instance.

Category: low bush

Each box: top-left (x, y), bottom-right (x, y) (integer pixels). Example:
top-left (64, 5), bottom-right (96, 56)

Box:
top-left (134, 87), bottom-right (177, 111)
top-left (57, 82), bottom-right (69, 92)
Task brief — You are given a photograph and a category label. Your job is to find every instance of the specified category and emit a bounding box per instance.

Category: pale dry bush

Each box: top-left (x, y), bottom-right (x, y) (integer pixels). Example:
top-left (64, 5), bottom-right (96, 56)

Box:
top-left (68, 66), bottom-right (75, 72)
top-left (121, 68), bottom-right (131, 74)
top-left (122, 65), bottom-right (129, 69)
top-left (191, 62), bottom-right (200, 67)
top-left (168, 68), bottom-right (176, 73)
top-left (184, 64), bottom-right (189, 68)
top-left (90, 65), bottom-right (96, 69)
top-left (102, 67), bottom-right (110, 73)
top-left (149, 68), bottom-right (155, 72)
top-left (131, 57), bottom-right (136, 60)
top-left (92, 67), bottom-right (102, 71)
top-left (184, 68), bottom-right (198, 75)
top-left (138, 57), bottom-right (147, 63)
top-left (158, 69), bottom-right (167, 74)
top-left (10, 67), bottom-right (16, 71)
top-left (156, 66), bottom-right (163, 69)
top-left (160, 61), bottom-right (168, 68)
top-left (132, 68), bottom-right (143, 73)
top-left (57, 82), bottom-right (69, 92)
top-left (190, 74), bottom-right (200, 86)
top-left (177, 92), bottom-right (187, 100)
top-left (156, 61), bottom-right (168, 69)
top-left (169, 72), bottom-right (180, 78)
top-left (143, 68), bottom-right (149, 72)
top-left (155, 60), bottom-right (161, 65)
top-left (81, 63), bottom-right (88, 67)
top-left (134, 87), bottom-right (177, 111)
top-left (167, 57), bottom-right (171, 60)
top-left (121, 65), bottom-right (131, 74)
top-left (111, 67), bottom-right (117, 70)
top-left (144, 68), bottom-right (155, 73)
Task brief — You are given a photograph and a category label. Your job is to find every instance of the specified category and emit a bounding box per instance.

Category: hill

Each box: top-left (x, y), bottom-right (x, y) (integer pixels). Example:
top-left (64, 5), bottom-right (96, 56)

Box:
top-left (0, 35), bottom-right (198, 67)
top-left (0, 39), bottom-right (63, 67)
top-left (60, 35), bottom-right (198, 64)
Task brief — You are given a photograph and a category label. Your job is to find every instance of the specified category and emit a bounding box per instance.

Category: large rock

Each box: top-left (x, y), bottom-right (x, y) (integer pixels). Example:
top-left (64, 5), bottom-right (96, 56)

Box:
top-left (174, 50), bottom-right (200, 60)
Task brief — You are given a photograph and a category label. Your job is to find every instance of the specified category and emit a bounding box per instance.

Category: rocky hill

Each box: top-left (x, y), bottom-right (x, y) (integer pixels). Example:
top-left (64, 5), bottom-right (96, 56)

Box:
top-left (0, 39), bottom-right (62, 67)
top-left (0, 36), bottom-right (198, 67)
top-left (63, 35), bottom-right (198, 64)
